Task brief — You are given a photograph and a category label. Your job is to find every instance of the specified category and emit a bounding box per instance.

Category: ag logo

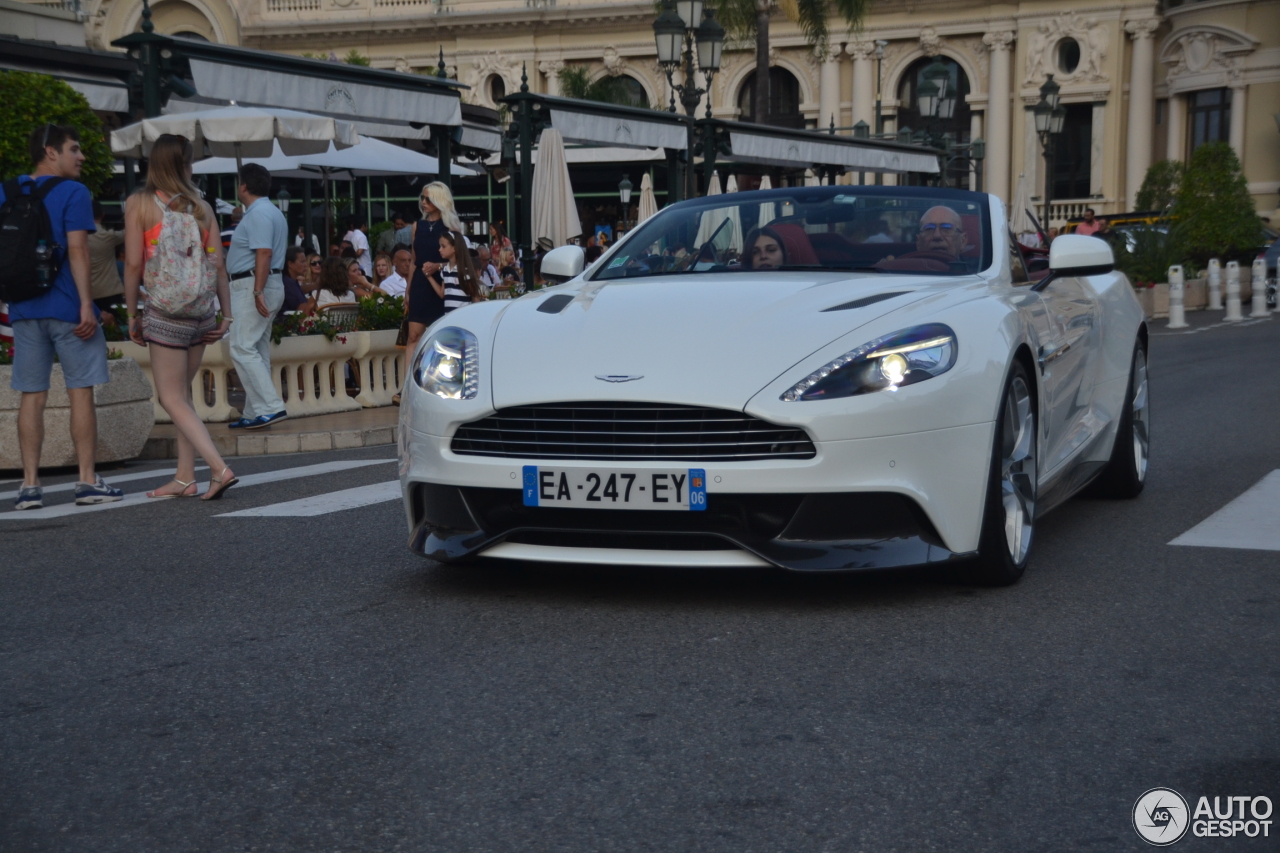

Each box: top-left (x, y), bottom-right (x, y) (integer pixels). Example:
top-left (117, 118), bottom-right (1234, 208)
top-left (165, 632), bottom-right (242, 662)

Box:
top-left (1134, 788), bottom-right (1191, 846)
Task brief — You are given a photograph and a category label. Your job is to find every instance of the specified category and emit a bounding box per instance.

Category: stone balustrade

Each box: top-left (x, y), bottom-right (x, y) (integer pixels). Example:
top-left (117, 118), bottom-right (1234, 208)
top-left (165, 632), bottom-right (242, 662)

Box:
top-left (117, 329), bottom-right (404, 423)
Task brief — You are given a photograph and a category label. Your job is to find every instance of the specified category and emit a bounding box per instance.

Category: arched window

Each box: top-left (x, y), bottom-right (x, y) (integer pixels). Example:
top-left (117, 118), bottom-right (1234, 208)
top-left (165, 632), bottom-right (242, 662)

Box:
top-left (489, 75), bottom-right (506, 103)
top-left (737, 67), bottom-right (803, 128)
top-left (896, 56), bottom-right (971, 144)
top-left (612, 75), bottom-right (648, 109)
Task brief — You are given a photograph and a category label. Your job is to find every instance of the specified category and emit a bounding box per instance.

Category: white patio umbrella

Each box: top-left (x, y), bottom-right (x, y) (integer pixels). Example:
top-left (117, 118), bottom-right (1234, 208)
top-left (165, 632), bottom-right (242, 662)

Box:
top-left (637, 172), bottom-right (659, 223)
top-left (694, 173), bottom-right (743, 253)
top-left (757, 174), bottom-right (776, 230)
top-left (531, 128), bottom-right (583, 248)
top-left (1010, 173), bottom-right (1037, 240)
top-left (191, 137), bottom-right (475, 180)
top-left (111, 104), bottom-right (359, 170)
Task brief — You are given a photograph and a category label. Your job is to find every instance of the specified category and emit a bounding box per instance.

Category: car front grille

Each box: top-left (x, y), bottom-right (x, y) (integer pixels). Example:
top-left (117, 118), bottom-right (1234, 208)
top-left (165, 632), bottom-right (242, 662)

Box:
top-left (450, 402), bottom-right (817, 462)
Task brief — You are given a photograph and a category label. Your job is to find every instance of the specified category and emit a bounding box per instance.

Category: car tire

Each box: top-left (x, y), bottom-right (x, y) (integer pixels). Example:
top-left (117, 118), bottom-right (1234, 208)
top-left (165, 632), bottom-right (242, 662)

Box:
top-left (1087, 341), bottom-right (1149, 499)
top-left (962, 362), bottom-right (1038, 587)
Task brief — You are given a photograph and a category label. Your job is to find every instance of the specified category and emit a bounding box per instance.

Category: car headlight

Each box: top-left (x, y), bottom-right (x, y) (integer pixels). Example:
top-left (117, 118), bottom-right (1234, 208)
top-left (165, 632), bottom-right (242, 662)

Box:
top-left (782, 323), bottom-right (957, 401)
top-left (413, 327), bottom-right (479, 400)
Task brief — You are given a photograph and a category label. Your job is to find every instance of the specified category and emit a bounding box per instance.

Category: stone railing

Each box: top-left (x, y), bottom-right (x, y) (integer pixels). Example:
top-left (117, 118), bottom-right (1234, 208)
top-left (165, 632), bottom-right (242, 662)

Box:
top-left (118, 329), bottom-right (404, 423)
top-left (1039, 199), bottom-right (1118, 227)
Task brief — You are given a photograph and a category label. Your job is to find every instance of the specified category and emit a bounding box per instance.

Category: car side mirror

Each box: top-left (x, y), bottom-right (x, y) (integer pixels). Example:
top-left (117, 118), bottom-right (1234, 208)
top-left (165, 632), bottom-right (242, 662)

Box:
top-left (541, 245), bottom-right (585, 283)
top-left (1048, 234), bottom-right (1114, 275)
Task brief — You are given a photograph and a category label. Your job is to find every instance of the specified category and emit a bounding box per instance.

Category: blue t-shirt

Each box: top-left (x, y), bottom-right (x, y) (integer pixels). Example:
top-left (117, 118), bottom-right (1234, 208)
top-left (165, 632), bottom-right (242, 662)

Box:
top-left (0, 176), bottom-right (96, 324)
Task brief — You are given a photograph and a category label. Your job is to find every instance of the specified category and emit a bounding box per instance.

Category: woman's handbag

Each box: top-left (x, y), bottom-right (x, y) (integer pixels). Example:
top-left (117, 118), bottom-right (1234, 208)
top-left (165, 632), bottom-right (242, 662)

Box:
top-left (394, 316), bottom-right (409, 348)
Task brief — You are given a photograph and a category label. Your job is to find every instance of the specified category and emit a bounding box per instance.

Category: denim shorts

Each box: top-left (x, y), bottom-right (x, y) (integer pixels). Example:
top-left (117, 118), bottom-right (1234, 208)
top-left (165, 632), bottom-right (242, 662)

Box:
top-left (10, 318), bottom-right (110, 392)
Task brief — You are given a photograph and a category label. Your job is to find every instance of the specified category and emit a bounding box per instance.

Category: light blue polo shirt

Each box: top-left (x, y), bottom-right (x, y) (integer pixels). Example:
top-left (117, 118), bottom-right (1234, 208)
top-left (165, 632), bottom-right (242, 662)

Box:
top-left (226, 196), bottom-right (287, 276)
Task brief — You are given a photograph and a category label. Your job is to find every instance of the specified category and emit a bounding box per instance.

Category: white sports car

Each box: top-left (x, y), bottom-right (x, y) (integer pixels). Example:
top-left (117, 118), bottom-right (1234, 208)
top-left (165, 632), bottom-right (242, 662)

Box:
top-left (398, 186), bottom-right (1149, 584)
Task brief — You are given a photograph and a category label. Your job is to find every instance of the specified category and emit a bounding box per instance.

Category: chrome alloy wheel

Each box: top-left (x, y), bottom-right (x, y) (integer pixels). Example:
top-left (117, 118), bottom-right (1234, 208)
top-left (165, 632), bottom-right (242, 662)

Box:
top-left (1130, 349), bottom-right (1150, 483)
top-left (1000, 376), bottom-right (1037, 564)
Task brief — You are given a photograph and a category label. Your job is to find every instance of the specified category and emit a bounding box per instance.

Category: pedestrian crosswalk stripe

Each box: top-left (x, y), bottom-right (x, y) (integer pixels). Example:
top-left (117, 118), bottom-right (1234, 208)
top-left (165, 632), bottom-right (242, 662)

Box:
top-left (1169, 469), bottom-right (1280, 552)
top-left (216, 480), bottom-right (400, 518)
top-left (0, 459), bottom-right (393, 521)
top-left (0, 466), bottom-right (210, 501)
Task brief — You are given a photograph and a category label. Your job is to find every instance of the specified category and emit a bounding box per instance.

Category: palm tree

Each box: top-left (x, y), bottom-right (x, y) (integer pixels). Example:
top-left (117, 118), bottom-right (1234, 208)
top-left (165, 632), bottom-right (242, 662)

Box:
top-left (558, 66), bottom-right (649, 109)
top-left (716, 0), bottom-right (869, 125)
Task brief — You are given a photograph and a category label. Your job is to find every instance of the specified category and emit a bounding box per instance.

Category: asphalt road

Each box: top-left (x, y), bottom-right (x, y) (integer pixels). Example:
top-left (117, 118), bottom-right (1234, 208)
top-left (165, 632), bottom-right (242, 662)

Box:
top-left (2, 309), bottom-right (1278, 852)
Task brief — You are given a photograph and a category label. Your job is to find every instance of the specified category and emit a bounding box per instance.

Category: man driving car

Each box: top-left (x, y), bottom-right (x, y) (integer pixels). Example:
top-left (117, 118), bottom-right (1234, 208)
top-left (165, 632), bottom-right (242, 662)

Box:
top-left (873, 205), bottom-right (967, 272)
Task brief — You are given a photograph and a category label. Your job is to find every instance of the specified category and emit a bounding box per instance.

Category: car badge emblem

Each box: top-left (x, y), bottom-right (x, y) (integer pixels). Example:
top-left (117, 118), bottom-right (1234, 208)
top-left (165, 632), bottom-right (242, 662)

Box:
top-left (595, 374), bottom-right (644, 383)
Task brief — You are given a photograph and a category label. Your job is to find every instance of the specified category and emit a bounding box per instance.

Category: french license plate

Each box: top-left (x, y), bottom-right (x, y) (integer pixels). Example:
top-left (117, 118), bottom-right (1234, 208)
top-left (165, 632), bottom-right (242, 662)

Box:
top-left (523, 466), bottom-right (707, 511)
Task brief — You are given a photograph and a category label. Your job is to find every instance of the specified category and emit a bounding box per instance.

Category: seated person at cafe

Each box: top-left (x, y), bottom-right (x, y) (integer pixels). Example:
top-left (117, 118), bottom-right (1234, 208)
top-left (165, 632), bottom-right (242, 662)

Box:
top-left (873, 205), bottom-right (967, 272)
top-left (303, 257), bottom-right (358, 314)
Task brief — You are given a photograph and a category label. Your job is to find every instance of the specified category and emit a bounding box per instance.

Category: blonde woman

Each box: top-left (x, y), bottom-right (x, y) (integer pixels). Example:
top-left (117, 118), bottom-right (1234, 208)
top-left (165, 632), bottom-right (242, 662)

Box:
top-left (405, 182), bottom-right (462, 346)
top-left (123, 134), bottom-right (238, 500)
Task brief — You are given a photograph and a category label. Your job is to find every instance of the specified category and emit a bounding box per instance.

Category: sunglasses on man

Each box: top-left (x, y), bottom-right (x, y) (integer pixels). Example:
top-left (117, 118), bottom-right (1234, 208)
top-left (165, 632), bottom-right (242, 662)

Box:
top-left (919, 222), bottom-right (957, 233)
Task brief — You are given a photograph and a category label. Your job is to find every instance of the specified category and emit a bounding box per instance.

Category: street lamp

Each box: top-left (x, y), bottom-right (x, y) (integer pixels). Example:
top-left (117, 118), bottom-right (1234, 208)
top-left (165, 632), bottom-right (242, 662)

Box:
top-left (653, 0), bottom-right (723, 198)
top-left (618, 174), bottom-right (633, 206)
top-left (1034, 74), bottom-right (1067, 226)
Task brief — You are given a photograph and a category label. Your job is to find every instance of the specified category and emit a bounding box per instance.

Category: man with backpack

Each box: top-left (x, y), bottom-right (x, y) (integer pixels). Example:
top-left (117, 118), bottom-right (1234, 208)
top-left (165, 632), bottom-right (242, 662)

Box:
top-left (225, 163), bottom-right (289, 430)
top-left (0, 124), bottom-right (123, 509)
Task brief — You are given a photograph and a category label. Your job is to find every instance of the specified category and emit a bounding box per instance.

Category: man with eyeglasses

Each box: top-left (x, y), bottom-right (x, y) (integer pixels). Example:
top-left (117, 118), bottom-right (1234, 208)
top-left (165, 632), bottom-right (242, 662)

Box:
top-left (914, 206), bottom-right (967, 259)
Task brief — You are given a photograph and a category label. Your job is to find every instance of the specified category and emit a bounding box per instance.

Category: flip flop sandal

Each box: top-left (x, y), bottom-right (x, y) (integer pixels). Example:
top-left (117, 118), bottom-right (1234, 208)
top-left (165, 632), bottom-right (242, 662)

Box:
top-left (147, 478), bottom-right (197, 499)
top-left (201, 468), bottom-right (240, 501)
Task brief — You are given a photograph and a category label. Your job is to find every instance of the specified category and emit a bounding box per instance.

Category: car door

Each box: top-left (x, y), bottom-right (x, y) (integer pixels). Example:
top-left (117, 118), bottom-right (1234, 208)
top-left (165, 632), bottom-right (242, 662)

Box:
top-left (1035, 273), bottom-right (1102, 475)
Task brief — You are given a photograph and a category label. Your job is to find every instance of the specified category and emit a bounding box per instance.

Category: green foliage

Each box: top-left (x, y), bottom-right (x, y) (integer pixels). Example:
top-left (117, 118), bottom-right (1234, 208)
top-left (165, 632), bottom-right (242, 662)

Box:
top-left (1134, 160), bottom-right (1183, 213)
top-left (0, 70), bottom-right (112, 193)
top-left (557, 66), bottom-right (648, 108)
top-left (344, 49), bottom-right (371, 67)
top-left (1112, 223), bottom-right (1188, 287)
top-left (356, 294), bottom-right (405, 331)
top-left (0, 341), bottom-right (12, 365)
top-left (369, 220), bottom-right (395, 248)
top-left (714, 0), bottom-right (869, 54)
top-left (1173, 142), bottom-right (1263, 264)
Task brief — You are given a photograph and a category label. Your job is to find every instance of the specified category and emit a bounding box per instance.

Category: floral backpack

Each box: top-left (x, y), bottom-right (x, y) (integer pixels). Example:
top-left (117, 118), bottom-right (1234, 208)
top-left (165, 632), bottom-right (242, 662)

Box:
top-left (143, 193), bottom-right (216, 318)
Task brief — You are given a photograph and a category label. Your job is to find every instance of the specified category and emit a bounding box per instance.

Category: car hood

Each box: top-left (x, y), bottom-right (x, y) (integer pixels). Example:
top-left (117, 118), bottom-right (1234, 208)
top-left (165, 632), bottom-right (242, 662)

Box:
top-left (488, 272), bottom-right (975, 409)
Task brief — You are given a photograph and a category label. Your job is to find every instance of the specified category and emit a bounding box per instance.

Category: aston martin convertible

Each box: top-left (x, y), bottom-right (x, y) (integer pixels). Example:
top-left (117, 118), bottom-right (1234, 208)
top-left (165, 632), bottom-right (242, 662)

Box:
top-left (397, 185), bottom-right (1149, 585)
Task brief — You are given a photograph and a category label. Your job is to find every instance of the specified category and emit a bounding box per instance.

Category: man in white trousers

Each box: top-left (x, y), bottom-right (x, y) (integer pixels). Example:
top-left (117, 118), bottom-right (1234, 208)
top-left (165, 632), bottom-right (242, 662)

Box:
top-left (225, 163), bottom-right (289, 430)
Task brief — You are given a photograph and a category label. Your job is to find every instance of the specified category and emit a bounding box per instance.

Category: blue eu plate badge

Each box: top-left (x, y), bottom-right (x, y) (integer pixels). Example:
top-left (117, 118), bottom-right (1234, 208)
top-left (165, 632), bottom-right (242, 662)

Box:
top-left (523, 465), bottom-right (539, 507)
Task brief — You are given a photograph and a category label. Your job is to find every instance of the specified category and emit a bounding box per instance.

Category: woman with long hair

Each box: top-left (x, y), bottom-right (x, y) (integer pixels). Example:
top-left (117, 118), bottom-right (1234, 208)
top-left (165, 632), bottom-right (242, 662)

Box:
top-left (489, 222), bottom-right (512, 254)
top-left (372, 252), bottom-right (393, 289)
top-left (405, 181), bottom-right (461, 346)
top-left (427, 230), bottom-right (483, 313)
top-left (123, 133), bottom-right (237, 500)
top-left (743, 226), bottom-right (788, 270)
top-left (305, 257), bottom-right (357, 312)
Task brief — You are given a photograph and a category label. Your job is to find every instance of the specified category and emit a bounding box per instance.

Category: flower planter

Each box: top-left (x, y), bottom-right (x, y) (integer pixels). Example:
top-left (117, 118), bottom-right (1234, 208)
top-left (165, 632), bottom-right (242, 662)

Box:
top-left (119, 331), bottom-right (403, 423)
top-left (1185, 278), bottom-right (1207, 311)
top-left (1135, 283), bottom-right (1170, 319)
top-left (0, 357), bottom-right (154, 469)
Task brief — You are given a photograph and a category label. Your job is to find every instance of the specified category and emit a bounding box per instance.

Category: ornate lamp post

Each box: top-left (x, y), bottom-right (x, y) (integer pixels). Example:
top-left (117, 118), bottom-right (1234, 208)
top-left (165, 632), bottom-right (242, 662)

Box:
top-left (653, 0), bottom-right (724, 198)
top-left (618, 174), bottom-right (633, 231)
top-left (1033, 74), bottom-right (1066, 226)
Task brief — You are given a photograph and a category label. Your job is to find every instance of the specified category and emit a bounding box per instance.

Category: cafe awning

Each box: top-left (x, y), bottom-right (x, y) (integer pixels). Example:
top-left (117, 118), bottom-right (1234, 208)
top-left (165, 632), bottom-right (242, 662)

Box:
top-left (0, 37), bottom-right (134, 113)
top-left (164, 95), bottom-right (432, 141)
top-left (726, 127), bottom-right (939, 174)
top-left (165, 37), bottom-right (465, 127)
top-left (550, 108), bottom-right (687, 150)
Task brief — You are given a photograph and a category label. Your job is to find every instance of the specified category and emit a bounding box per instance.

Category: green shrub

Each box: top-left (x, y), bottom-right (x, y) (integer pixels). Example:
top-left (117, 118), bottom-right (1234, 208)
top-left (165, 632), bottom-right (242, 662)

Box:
top-left (1173, 142), bottom-right (1263, 264)
top-left (356, 294), bottom-right (404, 330)
top-left (1135, 160), bottom-right (1182, 213)
top-left (1113, 223), bottom-right (1189, 286)
top-left (0, 70), bottom-right (113, 193)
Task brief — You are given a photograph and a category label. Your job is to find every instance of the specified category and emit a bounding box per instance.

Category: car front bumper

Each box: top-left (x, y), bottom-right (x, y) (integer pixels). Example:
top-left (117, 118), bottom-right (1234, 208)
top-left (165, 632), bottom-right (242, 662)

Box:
top-left (400, 421), bottom-right (995, 572)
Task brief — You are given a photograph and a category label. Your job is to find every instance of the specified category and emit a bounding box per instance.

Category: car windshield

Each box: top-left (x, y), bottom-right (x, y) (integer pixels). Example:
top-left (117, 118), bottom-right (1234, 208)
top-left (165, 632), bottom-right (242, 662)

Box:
top-left (591, 186), bottom-right (992, 281)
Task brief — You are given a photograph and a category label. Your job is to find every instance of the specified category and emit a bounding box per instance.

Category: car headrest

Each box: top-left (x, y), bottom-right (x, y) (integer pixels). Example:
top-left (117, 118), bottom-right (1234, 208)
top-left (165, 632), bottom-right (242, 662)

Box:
top-left (960, 214), bottom-right (981, 258)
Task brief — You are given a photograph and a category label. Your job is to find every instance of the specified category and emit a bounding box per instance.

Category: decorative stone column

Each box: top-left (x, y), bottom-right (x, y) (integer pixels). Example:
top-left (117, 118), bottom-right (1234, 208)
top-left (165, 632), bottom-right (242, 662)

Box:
top-left (1125, 18), bottom-right (1160, 209)
top-left (1228, 83), bottom-right (1246, 161)
top-left (1166, 93), bottom-right (1186, 162)
top-left (539, 60), bottom-right (564, 97)
top-left (848, 40), bottom-right (875, 130)
top-left (819, 48), bottom-right (841, 131)
top-left (982, 30), bottom-right (1015, 203)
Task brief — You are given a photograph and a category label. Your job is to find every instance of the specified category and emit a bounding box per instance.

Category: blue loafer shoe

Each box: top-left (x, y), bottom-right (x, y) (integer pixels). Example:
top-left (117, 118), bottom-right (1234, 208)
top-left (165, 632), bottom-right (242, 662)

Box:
top-left (74, 475), bottom-right (123, 505)
top-left (15, 485), bottom-right (42, 510)
top-left (244, 411), bottom-right (289, 430)
top-left (228, 417), bottom-right (255, 430)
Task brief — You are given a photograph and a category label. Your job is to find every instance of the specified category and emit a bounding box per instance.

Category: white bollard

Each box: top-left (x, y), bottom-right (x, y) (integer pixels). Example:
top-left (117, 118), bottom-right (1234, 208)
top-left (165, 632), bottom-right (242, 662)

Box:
top-left (1167, 265), bottom-right (1188, 329)
top-left (1207, 258), bottom-right (1223, 310)
top-left (1251, 258), bottom-right (1270, 317)
top-left (1224, 260), bottom-right (1243, 321)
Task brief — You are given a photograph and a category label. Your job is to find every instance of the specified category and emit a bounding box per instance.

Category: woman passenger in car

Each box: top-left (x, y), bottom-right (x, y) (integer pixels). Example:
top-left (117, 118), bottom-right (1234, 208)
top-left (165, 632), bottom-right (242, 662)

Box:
top-left (744, 227), bottom-right (787, 270)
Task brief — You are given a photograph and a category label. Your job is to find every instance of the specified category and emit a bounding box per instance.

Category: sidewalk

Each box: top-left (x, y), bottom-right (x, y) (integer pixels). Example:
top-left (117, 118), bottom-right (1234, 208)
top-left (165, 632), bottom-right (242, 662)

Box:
top-left (140, 407), bottom-right (400, 460)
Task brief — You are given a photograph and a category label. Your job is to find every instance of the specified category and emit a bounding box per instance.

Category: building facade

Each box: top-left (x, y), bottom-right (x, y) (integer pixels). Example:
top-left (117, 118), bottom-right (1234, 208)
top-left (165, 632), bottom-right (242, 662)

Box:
top-left (51, 0), bottom-right (1280, 223)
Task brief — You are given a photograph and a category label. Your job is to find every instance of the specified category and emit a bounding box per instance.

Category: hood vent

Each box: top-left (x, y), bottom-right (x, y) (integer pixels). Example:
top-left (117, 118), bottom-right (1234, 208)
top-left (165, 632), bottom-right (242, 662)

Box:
top-left (822, 291), bottom-right (909, 312)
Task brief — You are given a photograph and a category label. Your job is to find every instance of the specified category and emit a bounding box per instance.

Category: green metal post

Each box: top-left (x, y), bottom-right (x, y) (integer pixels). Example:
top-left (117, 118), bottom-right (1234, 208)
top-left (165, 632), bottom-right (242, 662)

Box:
top-left (517, 64), bottom-right (535, 292)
